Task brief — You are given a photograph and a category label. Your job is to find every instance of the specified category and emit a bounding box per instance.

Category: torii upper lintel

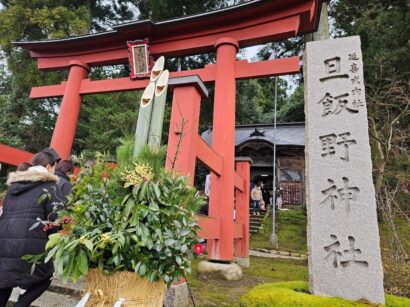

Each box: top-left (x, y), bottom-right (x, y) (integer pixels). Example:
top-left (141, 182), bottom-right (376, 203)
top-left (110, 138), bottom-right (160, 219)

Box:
top-left (13, 0), bottom-right (322, 70)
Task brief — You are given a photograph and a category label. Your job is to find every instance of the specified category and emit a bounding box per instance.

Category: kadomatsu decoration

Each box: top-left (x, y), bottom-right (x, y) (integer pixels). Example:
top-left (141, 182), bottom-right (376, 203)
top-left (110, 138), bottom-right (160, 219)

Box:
top-left (25, 144), bottom-right (204, 306)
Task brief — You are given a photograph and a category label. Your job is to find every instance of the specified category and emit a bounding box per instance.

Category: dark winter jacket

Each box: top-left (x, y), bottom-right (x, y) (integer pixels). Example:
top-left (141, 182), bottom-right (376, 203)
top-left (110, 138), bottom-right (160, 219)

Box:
top-left (0, 169), bottom-right (60, 289)
top-left (55, 170), bottom-right (72, 203)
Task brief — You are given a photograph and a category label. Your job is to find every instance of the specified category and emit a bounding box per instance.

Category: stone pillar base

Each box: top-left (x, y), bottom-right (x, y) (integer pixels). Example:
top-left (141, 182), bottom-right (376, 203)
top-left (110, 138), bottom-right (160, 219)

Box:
top-left (234, 256), bottom-right (250, 268)
top-left (197, 260), bottom-right (242, 281)
top-left (164, 282), bottom-right (189, 307)
top-left (270, 234), bottom-right (279, 249)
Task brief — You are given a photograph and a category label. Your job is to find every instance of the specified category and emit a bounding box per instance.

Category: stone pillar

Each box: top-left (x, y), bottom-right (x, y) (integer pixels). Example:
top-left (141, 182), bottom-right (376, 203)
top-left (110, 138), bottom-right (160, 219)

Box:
top-left (207, 37), bottom-right (238, 261)
top-left (51, 60), bottom-right (89, 159)
top-left (304, 36), bottom-right (384, 304)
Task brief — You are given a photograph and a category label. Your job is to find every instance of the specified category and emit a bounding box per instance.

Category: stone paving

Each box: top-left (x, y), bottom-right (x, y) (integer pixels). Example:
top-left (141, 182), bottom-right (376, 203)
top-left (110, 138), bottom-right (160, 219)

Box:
top-left (249, 248), bottom-right (307, 260)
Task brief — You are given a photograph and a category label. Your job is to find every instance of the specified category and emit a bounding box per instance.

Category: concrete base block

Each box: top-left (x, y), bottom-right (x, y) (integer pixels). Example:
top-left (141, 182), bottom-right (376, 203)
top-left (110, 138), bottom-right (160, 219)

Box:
top-left (164, 282), bottom-right (189, 307)
top-left (234, 256), bottom-right (250, 268)
top-left (197, 260), bottom-right (242, 281)
top-left (269, 234), bottom-right (279, 249)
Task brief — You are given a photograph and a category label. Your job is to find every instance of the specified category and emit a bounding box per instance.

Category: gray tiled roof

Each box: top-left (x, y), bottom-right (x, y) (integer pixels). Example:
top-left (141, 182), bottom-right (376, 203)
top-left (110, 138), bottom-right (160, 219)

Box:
top-left (201, 122), bottom-right (305, 146)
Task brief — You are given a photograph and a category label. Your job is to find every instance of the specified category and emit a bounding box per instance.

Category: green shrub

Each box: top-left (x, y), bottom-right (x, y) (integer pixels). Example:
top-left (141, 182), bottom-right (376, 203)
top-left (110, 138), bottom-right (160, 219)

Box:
top-left (24, 145), bottom-right (204, 286)
top-left (240, 281), bottom-right (410, 306)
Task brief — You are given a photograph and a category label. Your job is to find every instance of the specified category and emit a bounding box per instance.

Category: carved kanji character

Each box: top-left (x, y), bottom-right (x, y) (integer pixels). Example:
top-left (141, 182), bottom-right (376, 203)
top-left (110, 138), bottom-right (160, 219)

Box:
top-left (319, 134), bottom-right (337, 157)
top-left (336, 132), bottom-right (357, 161)
top-left (350, 76), bottom-right (361, 84)
top-left (317, 93), bottom-right (334, 116)
top-left (319, 57), bottom-right (349, 82)
top-left (340, 236), bottom-right (369, 268)
top-left (324, 234), bottom-right (342, 268)
top-left (333, 93), bottom-right (359, 115)
top-left (318, 93), bottom-right (360, 116)
top-left (352, 87), bottom-right (362, 96)
top-left (352, 99), bottom-right (364, 108)
top-left (337, 177), bottom-right (360, 212)
top-left (320, 179), bottom-right (338, 210)
top-left (350, 63), bottom-right (359, 73)
top-left (348, 53), bottom-right (359, 61)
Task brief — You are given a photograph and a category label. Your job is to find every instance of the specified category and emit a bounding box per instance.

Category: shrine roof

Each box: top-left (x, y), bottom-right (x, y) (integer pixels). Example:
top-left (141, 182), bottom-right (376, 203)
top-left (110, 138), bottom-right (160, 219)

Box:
top-left (201, 122), bottom-right (305, 147)
top-left (13, 0), bottom-right (322, 63)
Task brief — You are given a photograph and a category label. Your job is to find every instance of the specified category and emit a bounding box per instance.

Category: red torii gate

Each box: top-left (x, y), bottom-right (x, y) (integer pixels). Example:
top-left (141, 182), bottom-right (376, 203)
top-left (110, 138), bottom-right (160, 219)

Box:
top-left (1, 0), bottom-right (322, 263)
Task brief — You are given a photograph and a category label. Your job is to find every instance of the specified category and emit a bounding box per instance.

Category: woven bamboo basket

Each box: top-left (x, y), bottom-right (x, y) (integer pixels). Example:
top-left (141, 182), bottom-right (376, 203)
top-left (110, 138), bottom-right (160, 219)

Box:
top-left (84, 269), bottom-right (166, 307)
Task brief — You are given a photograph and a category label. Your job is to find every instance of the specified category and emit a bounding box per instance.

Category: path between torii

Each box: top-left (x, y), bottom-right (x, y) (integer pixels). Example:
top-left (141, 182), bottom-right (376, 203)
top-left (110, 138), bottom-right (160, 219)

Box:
top-left (249, 249), bottom-right (307, 260)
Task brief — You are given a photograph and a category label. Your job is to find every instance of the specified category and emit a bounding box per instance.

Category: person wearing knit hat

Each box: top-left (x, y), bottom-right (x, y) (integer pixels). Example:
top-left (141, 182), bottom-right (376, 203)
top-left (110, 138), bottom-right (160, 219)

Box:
top-left (41, 147), bottom-right (61, 163)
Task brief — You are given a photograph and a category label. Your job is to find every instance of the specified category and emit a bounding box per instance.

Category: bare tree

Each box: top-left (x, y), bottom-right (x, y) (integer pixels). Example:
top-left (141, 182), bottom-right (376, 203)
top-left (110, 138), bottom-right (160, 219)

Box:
top-left (379, 184), bottom-right (409, 261)
top-left (367, 61), bottom-right (410, 196)
top-left (366, 61), bottom-right (410, 261)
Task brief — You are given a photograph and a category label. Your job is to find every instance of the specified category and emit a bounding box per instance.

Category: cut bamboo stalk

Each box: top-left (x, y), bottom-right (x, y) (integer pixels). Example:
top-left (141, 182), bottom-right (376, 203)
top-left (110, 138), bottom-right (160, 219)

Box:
top-left (132, 56), bottom-right (165, 157)
top-left (150, 56), bottom-right (165, 83)
top-left (133, 82), bottom-right (155, 157)
top-left (148, 70), bottom-right (169, 147)
top-left (132, 56), bottom-right (166, 157)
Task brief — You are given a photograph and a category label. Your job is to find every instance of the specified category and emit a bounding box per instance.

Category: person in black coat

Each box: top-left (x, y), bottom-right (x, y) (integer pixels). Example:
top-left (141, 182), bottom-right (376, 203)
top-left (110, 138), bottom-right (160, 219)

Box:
top-left (55, 160), bottom-right (74, 203)
top-left (0, 151), bottom-right (60, 307)
top-left (41, 147), bottom-right (61, 164)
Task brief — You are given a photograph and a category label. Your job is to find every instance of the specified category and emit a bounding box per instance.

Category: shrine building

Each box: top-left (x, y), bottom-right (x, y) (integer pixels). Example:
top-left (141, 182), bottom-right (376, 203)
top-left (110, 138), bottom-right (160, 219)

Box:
top-left (202, 122), bottom-right (305, 206)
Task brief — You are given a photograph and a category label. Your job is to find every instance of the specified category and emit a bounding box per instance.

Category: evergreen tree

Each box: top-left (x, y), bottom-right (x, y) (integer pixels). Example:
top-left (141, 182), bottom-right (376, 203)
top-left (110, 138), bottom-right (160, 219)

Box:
top-left (330, 0), bottom-right (409, 79)
top-left (330, 0), bottom-right (409, 209)
top-left (255, 37), bottom-right (305, 124)
top-left (136, 0), bottom-right (227, 21)
top-left (0, 0), bottom-right (298, 157)
top-left (0, 0), bottom-right (91, 151)
top-left (277, 85), bottom-right (304, 122)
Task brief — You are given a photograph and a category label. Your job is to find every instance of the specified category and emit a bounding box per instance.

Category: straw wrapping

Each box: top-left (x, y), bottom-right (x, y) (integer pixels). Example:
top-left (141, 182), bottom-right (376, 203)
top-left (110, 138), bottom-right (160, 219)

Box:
top-left (84, 269), bottom-right (166, 307)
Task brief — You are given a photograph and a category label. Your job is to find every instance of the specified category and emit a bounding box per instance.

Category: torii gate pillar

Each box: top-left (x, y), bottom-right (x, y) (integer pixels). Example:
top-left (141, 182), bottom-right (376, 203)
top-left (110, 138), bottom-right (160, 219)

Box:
top-left (50, 60), bottom-right (89, 159)
top-left (208, 38), bottom-right (239, 261)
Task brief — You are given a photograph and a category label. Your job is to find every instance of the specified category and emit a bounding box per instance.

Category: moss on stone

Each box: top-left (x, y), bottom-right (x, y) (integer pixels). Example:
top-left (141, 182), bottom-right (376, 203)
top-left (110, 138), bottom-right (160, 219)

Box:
top-left (385, 294), bottom-right (410, 307)
top-left (240, 281), bottom-right (410, 307)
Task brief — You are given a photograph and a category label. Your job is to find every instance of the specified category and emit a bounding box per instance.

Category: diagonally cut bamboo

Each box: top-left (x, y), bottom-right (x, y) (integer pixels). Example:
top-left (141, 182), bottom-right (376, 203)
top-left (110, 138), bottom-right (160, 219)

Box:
top-left (133, 82), bottom-right (155, 157)
top-left (148, 70), bottom-right (169, 147)
top-left (133, 56), bottom-right (165, 157)
top-left (150, 56), bottom-right (165, 83)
